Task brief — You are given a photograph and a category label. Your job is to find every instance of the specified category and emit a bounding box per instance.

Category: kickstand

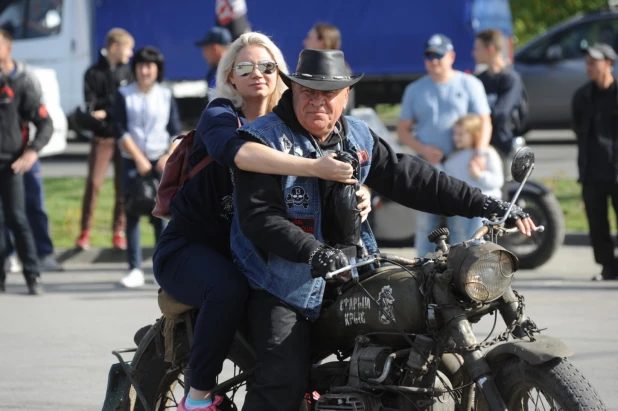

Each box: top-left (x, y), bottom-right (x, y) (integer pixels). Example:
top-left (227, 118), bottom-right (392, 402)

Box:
top-left (111, 348), bottom-right (153, 411)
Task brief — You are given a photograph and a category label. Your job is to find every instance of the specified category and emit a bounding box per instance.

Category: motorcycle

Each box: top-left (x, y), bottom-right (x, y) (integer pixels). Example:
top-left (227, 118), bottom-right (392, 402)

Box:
top-left (371, 135), bottom-right (565, 270)
top-left (102, 147), bottom-right (604, 411)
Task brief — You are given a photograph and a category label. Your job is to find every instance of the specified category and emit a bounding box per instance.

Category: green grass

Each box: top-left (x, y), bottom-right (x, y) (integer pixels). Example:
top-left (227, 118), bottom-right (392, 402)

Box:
top-left (42, 177), bottom-right (608, 249)
top-left (373, 103), bottom-right (401, 122)
top-left (43, 177), bottom-right (155, 249)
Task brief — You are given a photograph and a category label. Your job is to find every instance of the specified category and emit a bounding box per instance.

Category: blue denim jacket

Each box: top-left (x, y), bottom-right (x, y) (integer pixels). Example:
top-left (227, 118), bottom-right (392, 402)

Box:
top-left (230, 112), bottom-right (379, 320)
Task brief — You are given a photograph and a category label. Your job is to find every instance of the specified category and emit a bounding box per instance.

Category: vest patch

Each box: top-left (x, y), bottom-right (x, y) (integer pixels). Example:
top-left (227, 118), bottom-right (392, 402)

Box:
top-left (357, 149), bottom-right (370, 164)
top-left (288, 217), bottom-right (315, 234)
top-left (281, 133), bottom-right (292, 153)
top-left (286, 186), bottom-right (310, 208)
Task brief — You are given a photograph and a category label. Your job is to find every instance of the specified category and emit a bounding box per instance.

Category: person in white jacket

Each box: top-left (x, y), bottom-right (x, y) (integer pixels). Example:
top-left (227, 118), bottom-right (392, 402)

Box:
top-left (444, 114), bottom-right (504, 243)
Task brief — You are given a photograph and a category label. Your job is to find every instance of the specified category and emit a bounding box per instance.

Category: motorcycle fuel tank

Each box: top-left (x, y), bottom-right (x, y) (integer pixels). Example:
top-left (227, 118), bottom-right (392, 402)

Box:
top-left (314, 265), bottom-right (427, 350)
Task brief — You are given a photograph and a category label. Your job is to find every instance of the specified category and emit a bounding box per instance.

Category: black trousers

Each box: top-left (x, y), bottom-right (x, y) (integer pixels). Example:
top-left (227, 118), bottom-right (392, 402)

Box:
top-left (0, 166), bottom-right (40, 283)
top-left (582, 182), bottom-right (618, 267)
top-left (242, 290), bottom-right (312, 411)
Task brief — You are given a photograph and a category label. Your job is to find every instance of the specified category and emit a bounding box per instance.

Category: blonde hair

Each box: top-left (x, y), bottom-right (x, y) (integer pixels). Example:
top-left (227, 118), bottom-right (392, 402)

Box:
top-left (105, 28), bottom-right (135, 49)
top-left (454, 114), bottom-right (483, 147)
top-left (313, 23), bottom-right (342, 50)
top-left (215, 32), bottom-right (289, 111)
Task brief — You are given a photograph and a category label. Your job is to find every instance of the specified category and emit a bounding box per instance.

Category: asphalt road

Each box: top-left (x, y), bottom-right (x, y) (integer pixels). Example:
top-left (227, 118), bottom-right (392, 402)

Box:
top-left (40, 130), bottom-right (580, 180)
top-left (0, 244), bottom-right (616, 410)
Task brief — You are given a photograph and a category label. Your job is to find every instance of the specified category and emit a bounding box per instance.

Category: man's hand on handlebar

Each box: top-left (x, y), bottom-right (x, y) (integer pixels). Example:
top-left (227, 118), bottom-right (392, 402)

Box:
top-left (309, 245), bottom-right (349, 279)
top-left (482, 196), bottom-right (537, 237)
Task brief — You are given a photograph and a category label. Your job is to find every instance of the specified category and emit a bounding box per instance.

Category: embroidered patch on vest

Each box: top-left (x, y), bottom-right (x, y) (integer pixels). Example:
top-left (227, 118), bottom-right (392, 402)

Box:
top-left (357, 149), bottom-right (370, 164)
top-left (288, 217), bottom-right (315, 234)
top-left (281, 134), bottom-right (292, 153)
top-left (286, 186), bottom-right (310, 209)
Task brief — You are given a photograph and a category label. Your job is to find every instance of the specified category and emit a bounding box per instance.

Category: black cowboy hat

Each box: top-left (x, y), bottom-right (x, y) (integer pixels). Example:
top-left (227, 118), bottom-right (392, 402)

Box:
top-left (280, 49), bottom-right (364, 91)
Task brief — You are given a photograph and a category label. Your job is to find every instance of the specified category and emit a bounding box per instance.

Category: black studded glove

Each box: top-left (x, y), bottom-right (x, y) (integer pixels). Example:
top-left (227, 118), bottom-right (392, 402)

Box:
top-left (309, 245), bottom-right (349, 279)
top-left (481, 196), bottom-right (529, 228)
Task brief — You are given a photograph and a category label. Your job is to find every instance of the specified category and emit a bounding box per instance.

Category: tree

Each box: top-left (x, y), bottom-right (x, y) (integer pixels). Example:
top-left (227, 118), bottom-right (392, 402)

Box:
top-left (512, 0), bottom-right (608, 46)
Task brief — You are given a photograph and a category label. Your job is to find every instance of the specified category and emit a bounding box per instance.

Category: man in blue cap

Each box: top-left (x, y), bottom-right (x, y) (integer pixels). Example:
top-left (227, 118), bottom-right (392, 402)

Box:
top-left (195, 26), bottom-right (232, 102)
top-left (397, 33), bottom-right (492, 257)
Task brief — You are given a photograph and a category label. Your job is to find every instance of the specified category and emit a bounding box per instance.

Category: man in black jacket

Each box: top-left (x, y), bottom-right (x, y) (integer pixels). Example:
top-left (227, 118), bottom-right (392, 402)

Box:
top-left (75, 28), bottom-right (134, 251)
top-left (232, 49), bottom-right (537, 410)
top-left (0, 28), bottom-right (53, 295)
top-left (572, 42), bottom-right (618, 281)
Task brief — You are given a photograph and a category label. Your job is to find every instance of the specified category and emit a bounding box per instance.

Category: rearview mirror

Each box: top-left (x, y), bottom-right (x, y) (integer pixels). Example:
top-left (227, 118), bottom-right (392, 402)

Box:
top-left (511, 147), bottom-right (535, 183)
top-left (546, 44), bottom-right (563, 62)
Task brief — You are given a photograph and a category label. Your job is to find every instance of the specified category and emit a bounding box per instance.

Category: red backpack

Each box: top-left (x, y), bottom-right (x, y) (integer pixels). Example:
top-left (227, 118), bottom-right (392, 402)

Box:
top-left (152, 130), bottom-right (213, 220)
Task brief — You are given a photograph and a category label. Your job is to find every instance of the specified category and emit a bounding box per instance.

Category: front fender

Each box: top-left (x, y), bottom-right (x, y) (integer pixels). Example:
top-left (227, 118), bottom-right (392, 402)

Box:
top-left (485, 335), bottom-right (573, 367)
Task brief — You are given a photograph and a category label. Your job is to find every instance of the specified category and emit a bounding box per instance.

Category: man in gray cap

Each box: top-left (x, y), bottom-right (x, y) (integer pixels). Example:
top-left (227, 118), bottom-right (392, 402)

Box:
top-left (194, 26), bottom-right (232, 102)
top-left (572, 42), bottom-right (618, 281)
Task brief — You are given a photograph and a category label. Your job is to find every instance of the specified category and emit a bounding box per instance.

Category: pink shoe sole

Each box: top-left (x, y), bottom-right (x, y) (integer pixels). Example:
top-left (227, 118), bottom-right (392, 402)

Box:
top-left (178, 395), bottom-right (224, 411)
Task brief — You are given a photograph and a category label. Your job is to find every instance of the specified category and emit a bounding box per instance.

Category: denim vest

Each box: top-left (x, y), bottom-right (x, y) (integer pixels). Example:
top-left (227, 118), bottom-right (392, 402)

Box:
top-left (230, 113), bottom-right (379, 321)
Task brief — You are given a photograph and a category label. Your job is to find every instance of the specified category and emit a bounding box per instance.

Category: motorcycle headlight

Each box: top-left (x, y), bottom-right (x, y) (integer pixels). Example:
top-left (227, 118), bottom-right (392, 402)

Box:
top-left (447, 241), bottom-right (519, 303)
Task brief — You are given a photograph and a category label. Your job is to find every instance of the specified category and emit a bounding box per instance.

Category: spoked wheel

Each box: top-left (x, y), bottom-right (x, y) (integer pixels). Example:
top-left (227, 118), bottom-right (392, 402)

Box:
top-left (127, 319), bottom-right (255, 411)
top-left (507, 385), bottom-right (566, 410)
top-left (153, 356), bottom-right (250, 411)
top-left (477, 358), bottom-right (606, 411)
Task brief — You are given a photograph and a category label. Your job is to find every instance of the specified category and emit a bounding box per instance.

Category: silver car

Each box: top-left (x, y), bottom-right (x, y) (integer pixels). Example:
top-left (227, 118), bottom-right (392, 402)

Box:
top-left (514, 6), bottom-right (618, 129)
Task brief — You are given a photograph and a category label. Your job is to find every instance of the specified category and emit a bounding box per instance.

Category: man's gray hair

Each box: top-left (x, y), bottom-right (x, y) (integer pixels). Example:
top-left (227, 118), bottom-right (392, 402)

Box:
top-left (215, 32), bottom-right (289, 111)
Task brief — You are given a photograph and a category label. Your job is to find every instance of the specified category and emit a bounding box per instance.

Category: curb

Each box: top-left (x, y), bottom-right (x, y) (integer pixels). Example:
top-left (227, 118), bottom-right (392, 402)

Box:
top-left (562, 232), bottom-right (590, 246)
top-left (54, 231), bottom-right (591, 266)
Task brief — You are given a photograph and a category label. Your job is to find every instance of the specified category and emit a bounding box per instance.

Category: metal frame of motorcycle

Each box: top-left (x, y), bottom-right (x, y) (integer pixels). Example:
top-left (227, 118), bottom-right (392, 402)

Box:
top-left (323, 147), bottom-right (547, 410)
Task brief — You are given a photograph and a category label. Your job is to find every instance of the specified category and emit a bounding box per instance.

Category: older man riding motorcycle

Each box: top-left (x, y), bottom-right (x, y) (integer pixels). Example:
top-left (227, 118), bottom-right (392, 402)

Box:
top-left (230, 49), bottom-right (536, 411)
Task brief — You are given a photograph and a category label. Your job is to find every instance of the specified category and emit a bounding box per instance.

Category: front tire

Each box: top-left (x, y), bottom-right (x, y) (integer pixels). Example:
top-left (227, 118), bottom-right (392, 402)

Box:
top-left (478, 358), bottom-right (606, 410)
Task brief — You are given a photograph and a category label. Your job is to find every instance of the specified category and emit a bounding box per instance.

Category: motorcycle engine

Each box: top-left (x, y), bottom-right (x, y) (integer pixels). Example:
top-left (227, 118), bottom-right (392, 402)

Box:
top-left (314, 392), bottom-right (381, 411)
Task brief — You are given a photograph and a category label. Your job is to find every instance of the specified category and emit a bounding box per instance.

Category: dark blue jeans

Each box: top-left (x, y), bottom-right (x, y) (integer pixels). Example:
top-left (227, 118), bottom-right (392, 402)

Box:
top-left (5, 159), bottom-right (54, 258)
top-left (122, 158), bottom-right (166, 270)
top-left (0, 166), bottom-right (40, 282)
top-left (153, 233), bottom-right (249, 391)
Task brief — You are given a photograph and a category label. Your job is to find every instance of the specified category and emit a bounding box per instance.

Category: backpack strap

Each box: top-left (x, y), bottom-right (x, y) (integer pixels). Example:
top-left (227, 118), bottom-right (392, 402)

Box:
top-left (186, 156), bottom-right (214, 180)
top-left (183, 114), bottom-right (242, 181)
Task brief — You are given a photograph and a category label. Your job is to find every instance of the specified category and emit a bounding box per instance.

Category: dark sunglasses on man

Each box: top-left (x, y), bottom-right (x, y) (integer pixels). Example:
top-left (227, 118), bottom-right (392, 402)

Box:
top-left (424, 52), bottom-right (445, 61)
top-left (234, 60), bottom-right (278, 77)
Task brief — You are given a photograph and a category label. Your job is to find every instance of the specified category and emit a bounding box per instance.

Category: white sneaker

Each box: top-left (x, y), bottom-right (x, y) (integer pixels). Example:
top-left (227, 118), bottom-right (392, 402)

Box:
top-left (8, 255), bottom-right (21, 273)
top-left (118, 268), bottom-right (145, 288)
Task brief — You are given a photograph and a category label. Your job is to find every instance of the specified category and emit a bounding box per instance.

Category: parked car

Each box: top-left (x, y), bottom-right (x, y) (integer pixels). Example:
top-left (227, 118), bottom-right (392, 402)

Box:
top-left (514, 3), bottom-right (618, 130)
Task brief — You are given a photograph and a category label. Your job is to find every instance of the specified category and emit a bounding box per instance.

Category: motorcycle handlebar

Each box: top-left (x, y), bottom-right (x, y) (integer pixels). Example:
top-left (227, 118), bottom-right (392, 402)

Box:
top-left (324, 222), bottom-right (547, 279)
top-left (472, 224), bottom-right (545, 240)
top-left (324, 254), bottom-right (420, 280)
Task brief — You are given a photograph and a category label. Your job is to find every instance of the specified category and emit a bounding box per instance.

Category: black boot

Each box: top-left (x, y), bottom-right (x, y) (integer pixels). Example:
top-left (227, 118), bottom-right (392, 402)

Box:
top-left (26, 277), bottom-right (44, 295)
top-left (0, 282), bottom-right (5, 292)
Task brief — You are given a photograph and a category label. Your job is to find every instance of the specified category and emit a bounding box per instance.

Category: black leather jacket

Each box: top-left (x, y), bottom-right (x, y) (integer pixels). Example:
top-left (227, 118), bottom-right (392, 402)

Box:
top-left (572, 78), bottom-right (618, 184)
